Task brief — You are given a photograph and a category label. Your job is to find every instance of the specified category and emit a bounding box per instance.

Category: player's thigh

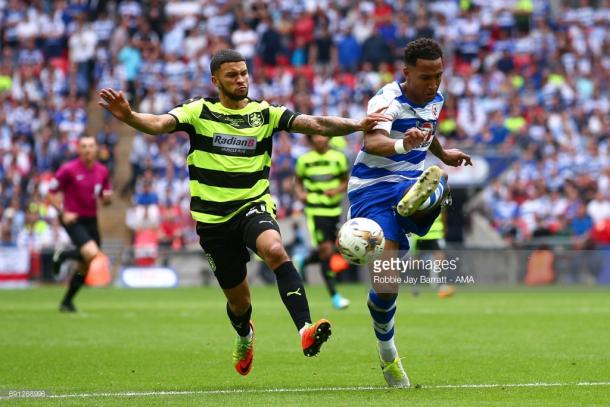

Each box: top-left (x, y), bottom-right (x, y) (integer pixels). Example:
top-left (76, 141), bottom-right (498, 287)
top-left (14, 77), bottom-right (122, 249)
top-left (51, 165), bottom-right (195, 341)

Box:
top-left (80, 218), bottom-right (102, 260)
top-left (196, 222), bottom-right (249, 290)
top-left (63, 219), bottom-right (97, 250)
top-left (240, 203), bottom-right (282, 254)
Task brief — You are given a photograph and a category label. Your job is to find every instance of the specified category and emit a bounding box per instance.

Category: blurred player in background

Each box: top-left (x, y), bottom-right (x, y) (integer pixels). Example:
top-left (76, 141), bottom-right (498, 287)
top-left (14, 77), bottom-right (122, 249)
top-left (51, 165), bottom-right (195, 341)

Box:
top-left (98, 49), bottom-right (389, 375)
top-left (49, 135), bottom-right (112, 312)
top-left (295, 134), bottom-right (350, 310)
top-left (347, 38), bottom-right (471, 387)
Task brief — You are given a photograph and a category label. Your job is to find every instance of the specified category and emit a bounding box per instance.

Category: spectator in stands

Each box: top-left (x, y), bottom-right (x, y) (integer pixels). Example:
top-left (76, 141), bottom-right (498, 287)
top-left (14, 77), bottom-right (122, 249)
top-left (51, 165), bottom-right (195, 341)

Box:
top-left (0, 0), bottom-right (608, 258)
top-left (0, 219), bottom-right (15, 247)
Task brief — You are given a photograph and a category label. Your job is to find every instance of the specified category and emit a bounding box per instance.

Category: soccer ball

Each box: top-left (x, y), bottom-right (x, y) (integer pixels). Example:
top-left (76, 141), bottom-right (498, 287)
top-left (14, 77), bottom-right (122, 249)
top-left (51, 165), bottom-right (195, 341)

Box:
top-left (336, 218), bottom-right (385, 265)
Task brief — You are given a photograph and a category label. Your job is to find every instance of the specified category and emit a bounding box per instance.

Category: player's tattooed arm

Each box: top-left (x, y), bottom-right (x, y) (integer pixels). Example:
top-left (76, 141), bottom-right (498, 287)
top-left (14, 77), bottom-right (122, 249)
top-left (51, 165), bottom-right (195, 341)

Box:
top-left (99, 88), bottom-right (176, 135)
top-left (290, 107), bottom-right (391, 136)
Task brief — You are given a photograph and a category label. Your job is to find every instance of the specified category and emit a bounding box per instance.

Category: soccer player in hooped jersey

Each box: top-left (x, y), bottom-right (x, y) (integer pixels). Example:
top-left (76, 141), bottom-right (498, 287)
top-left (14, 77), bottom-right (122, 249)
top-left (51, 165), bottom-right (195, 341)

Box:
top-left (48, 135), bottom-right (112, 312)
top-left (295, 135), bottom-right (351, 310)
top-left (98, 49), bottom-right (390, 376)
top-left (347, 38), bottom-right (472, 387)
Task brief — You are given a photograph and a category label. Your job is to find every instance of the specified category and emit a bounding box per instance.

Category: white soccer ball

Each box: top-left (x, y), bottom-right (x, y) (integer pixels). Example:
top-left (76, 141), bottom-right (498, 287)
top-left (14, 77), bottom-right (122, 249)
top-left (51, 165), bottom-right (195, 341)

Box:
top-left (337, 218), bottom-right (385, 265)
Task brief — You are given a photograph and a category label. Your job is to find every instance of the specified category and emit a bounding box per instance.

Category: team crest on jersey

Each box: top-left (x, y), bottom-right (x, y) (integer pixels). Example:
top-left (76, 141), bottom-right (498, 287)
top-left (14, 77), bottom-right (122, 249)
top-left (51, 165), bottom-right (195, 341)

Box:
top-left (416, 121), bottom-right (435, 148)
top-left (417, 120), bottom-right (435, 135)
top-left (247, 112), bottom-right (264, 127)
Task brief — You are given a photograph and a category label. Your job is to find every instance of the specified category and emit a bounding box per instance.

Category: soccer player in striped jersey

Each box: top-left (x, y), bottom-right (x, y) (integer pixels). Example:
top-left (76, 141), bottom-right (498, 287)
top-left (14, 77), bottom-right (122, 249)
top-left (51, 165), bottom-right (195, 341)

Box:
top-left (99, 49), bottom-right (389, 376)
top-left (347, 38), bottom-right (472, 387)
top-left (295, 135), bottom-right (350, 310)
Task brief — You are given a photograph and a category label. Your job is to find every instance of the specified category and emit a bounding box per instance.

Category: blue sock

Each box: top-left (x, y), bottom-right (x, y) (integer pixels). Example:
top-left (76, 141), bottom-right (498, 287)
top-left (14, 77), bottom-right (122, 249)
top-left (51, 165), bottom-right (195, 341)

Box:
top-left (367, 289), bottom-right (397, 342)
top-left (419, 176), bottom-right (447, 210)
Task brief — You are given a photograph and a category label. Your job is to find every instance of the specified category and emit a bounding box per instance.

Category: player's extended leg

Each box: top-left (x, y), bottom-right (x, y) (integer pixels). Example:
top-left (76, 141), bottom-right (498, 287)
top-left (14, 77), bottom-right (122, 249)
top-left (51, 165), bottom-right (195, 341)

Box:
top-left (222, 278), bottom-right (255, 376)
top-left (60, 240), bottom-right (101, 312)
top-left (396, 166), bottom-right (449, 218)
top-left (256, 229), bottom-right (331, 356)
top-left (318, 240), bottom-right (349, 309)
top-left (368, 239), bottom-right (410, 388)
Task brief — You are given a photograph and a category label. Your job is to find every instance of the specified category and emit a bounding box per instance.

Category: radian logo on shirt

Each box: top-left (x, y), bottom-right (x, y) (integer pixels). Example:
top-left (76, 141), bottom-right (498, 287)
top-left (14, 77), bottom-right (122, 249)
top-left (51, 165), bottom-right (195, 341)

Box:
top-left (212, 133), bottom-right (257, 156)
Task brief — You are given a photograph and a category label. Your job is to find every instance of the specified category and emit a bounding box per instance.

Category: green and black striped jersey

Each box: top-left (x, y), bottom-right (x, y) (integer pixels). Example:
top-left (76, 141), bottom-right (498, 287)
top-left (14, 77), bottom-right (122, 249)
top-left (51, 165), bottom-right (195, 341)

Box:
top-left (168, 97), bottom-right (299, 224)
top-left (295, 149), bottom-right (349, 217)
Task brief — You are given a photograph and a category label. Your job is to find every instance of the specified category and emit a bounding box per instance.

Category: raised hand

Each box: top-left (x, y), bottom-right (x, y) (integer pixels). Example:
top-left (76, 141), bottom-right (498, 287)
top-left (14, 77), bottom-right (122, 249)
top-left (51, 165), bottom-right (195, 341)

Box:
top-left (358, 106), bottom-right (392, 132)
top-left (98, 88), bottom-right (132, 122)
top-left (442, 149), bottom-right (473, 167)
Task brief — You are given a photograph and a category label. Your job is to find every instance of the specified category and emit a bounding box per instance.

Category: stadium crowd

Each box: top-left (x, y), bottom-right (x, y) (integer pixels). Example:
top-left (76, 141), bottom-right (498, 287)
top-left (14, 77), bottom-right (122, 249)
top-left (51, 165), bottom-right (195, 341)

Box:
top-left (0, 0), bottom-right (608, 267)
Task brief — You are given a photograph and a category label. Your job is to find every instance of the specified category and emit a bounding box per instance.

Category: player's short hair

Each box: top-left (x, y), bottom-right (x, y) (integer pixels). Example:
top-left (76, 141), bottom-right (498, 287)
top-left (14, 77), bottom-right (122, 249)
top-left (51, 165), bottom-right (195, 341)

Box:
top-left (210, 49), bottom-right (246, 74)
top-left (79, 134), bottom-right (96, 143)
top-left (403, 38), bottom-right (443, 66)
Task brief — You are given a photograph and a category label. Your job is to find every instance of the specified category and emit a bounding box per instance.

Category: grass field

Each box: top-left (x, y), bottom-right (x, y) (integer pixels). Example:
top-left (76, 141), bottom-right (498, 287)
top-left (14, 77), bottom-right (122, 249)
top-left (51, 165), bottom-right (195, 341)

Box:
top-left (1, 284), bottom-right (609, 406)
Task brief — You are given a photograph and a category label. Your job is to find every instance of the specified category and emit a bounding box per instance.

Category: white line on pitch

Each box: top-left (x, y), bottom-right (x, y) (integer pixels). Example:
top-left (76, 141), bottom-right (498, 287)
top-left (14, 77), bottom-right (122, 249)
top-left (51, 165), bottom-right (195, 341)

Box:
top-left (1, 382), bottom-right (609, 400)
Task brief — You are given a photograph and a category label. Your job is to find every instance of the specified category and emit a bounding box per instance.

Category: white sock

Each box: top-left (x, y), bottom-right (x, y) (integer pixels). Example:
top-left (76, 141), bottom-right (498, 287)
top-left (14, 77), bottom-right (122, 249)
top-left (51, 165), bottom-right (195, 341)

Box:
top-left (299, 323), bottom-right (311, 337)
top-left (379, 338), bottom-right (398, 362)
top-left (239, 328), bottom-right (253, 342)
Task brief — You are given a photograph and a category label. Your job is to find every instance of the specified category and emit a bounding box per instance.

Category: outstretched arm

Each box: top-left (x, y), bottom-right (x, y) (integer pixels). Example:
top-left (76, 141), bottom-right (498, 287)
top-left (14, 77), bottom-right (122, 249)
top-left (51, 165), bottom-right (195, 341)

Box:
top-left (98, 88), bottom-right (176, 135)
top-left (289, 107), bottom-right (391, 137)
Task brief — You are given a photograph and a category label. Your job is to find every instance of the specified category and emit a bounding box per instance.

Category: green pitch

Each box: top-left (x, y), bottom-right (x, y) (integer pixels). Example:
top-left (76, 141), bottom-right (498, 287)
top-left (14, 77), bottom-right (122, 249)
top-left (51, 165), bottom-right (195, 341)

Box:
top-left (1, 285), bottom-right (609, 406)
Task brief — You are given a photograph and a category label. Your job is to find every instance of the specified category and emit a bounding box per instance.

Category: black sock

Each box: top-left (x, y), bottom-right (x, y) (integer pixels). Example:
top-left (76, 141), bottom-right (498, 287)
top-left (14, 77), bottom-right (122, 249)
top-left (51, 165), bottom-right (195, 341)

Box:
top-left (226, 303), bottom-right (252, 337)
top-left (320, 260), bottom-right (337, 297)
top-left (305, 250), bottom-right (320, 265)
top-left (62, 273), bottom-right (85, 305)
top-left (274, 261), bottom-right (311, 331)
top-left (60, 249), bottom-right (83, 262)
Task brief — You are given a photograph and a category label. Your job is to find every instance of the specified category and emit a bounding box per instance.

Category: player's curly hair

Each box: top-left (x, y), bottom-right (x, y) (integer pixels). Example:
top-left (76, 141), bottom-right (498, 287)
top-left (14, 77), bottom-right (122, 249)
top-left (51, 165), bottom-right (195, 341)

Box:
top-left (403, 38), bottom-right (443, 66)
top-left (210, 49), bottom-right (246, 74)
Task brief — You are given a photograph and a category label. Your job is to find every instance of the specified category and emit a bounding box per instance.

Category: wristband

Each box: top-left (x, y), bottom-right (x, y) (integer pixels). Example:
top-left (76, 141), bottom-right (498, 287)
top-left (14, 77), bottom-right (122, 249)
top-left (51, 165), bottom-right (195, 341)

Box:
top-left (394, 139), bottom-right (407, 154)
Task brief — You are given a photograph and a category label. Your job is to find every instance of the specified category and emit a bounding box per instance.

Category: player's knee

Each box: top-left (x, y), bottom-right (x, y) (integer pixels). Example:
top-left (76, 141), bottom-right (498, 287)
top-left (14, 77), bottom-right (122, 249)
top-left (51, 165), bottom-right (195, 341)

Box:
top-left (260, 241), bottom-right (289, 268)
top-left (80, 241), bottom-right (100, 263)
top-left (319, 242), bottom-right (333, 260)
top-left (229, 297), bottom-right (251, 316)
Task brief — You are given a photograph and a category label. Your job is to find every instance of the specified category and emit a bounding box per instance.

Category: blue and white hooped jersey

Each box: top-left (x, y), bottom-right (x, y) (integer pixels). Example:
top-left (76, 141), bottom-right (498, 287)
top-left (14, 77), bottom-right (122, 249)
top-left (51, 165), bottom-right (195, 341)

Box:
top-left (347, 81), bottom-right (444, 199)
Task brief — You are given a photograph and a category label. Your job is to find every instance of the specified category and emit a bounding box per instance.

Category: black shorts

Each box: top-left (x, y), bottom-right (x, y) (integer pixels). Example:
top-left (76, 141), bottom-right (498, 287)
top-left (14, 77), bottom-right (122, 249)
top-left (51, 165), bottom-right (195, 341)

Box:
top-left (196, 202), bottom-right (281, 289)
top-left (415, 239), bottom-right (441, 251)
top-left (62, 216), bottom-right (101, 248)
top-left (307, 214), bottom-right (340, 245)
